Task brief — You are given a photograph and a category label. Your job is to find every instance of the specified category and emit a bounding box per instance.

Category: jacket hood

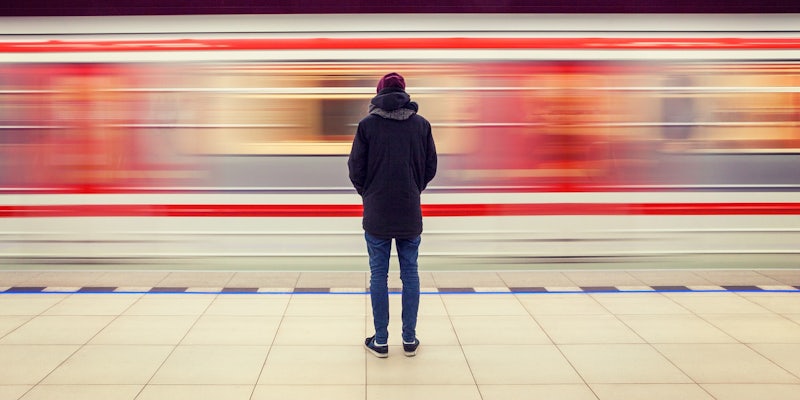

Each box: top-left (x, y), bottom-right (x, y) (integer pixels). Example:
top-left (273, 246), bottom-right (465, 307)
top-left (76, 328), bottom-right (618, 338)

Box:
top-left (369, 88), bottom-right (418, 121)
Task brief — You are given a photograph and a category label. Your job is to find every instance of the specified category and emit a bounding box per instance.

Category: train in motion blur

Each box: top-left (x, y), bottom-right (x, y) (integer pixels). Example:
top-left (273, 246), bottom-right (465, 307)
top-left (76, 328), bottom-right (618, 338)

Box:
top-left (1, 14), bottom-right (798, 268)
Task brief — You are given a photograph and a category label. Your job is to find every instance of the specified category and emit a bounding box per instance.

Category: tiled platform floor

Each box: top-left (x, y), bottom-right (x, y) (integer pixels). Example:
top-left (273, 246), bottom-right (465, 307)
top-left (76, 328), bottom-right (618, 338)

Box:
top-left (0, 269), bottom-right (799, 400)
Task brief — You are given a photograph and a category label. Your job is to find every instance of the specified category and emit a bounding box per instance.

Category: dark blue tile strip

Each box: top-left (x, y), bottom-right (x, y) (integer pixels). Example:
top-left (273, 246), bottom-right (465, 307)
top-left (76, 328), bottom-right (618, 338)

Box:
top-left (651, 286), bottom-right (691, 292)
top-left (722, 285), bottom-right (763, 291)
top-left (510, 287), bottom-right (548, 293)
top-left (77, 287), bottom-right (118, 293)
top-left (438, 287), bottom-right (475, 293)
top-left (580, 286), bottom-right (620, 293)
top-left (293, 288), bottom-right (330, 293)
top-left (221, 287), bottom-right (259, 293)
top-left (5, 287), bottom-right (46, 293)
top-left (149, 287), bottom-right (188, 293)
top-left (2, 285), bottom-right (799, 295)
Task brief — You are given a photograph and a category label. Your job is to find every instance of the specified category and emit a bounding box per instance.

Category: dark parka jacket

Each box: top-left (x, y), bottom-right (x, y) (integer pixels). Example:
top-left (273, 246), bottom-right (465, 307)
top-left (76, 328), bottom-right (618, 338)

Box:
top-left (348, 87), bottom-right (437, 239)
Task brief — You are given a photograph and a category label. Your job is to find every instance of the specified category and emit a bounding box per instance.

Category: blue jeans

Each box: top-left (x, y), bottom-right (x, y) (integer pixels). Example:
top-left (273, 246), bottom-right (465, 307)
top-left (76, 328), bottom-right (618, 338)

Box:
top-left (365, 232), bottom-right (421, 344)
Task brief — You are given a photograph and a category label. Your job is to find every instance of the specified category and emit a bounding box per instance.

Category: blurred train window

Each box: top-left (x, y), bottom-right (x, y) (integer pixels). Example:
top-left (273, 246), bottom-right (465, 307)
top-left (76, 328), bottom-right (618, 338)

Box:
top-left (321, 98), bottom-right (364, 139)
top-left (661, 64), bottom-right (800, 154)
top-left (153, 64), bottom-right (472, 156)
top-left (3, 59), bottom-right (797, 191)
top-left (318, 76), bottom-right (370, 139)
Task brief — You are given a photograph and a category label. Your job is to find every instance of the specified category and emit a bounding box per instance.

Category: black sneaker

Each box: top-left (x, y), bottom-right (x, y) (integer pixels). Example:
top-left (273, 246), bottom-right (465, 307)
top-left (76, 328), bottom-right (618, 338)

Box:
top-left (365, 335), bottom-right (388, 358)
top-left (403, 338), bottom-right (420, 357)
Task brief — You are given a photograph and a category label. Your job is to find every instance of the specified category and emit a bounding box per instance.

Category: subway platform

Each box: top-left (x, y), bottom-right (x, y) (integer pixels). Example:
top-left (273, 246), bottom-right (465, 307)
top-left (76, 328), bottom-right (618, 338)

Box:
top-left (0, 268), bottom-right (799, 400)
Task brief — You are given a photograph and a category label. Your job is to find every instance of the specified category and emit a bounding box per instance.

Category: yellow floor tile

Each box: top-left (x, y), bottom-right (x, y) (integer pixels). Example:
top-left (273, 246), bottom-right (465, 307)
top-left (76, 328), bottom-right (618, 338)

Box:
top-left (43, 345), bottom-right (172, 384)
top-left (537, 315), bottom-right (643, 344)
top-left (590, 383), bottom-right (714, 400)
top-left (665, 293), bottom-right (771, 314)
top-left (43, 295), bottom-right (141, 316)
top-left (702, 314), bottom-right (800, 343)
top-left (0, 345), bottom-right (78, 384)
top-left (0, 385), bottom-right (31, 400)
top-left (259, 346), bottom-right (364, 385)
top-left (739, 294), bottom-right (800, 314)
top-left (0, 316), bottom-right (33, 338)
top-left (559, 344), bottom-right (692, 384)
top-left (480, 384), bottom-right (598, 400)
top-left (19, 385), bottom-right (142, 400)
top-left (750, 344), bottom-right (800, 377)
top-left (122, 295), bottom-right (215, 316)
top-left (463, 345), bottom-right (582, 384)
top-left (150, 345), bottom-right (269, 384)
top-left (367, 345), bottom-right (475, 385)
top-left (618, 314), bottom-right (735, 343)
top-left (205, 295), bottom-right (290, 316)
top-left (252, 385), bottom-right (365, 400)
top-left (441, 295), bottom-right (528, 316)
top-left (0, 296), bottom-right (67, 316)
top-left (701, 384), bottom-right (800, 400)
top-left (655, 344), bottom-right (800, 384)
top-left (284, 295), bottom-right (366, 317)
top-left (0, 316), bottom-right (113, 345)
top-left (591, 293), bottom-right (690, 315)
top-left (89, 315), bottom-right (197, 345)
top-left (275, 316), bottom-right (364, 345)
top-left (368, 384), bottom-right (482, 400)
top-left (136, 385), bottom-right (253, 400)
top-left (451, 315), bottom-right (551, 345)
top-left (181, 315), bottom-right (281, 345)
top-left (517, 294), bottom-right (610, 316)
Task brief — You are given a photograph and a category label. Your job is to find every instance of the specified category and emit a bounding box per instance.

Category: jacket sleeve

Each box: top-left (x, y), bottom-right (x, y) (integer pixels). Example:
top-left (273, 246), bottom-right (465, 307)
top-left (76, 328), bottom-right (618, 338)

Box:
top-left (423, 122), bottom-right (437, 190)
top-left (347, 123), bottom-right (367, 195)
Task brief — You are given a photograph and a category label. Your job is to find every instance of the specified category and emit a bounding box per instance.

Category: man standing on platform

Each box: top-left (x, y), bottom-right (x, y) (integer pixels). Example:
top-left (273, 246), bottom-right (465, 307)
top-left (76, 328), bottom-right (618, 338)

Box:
top-left (348, 72), bottom-right (437, 358)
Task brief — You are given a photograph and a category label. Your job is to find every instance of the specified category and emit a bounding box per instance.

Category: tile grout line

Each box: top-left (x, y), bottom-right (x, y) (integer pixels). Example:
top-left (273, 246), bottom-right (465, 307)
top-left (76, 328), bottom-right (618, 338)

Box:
top-left (1, 290), bottom-right (77, 400)
top-left (439, 293), bottom-right (485, 399)
top-left (248, 289), bottom-right (294, 400)
top-left (688, 293), bottom-right (800, 384)
top-left (131, 291), bottom-right (219, 399)
top-left (643, 292), bottom-right (739, 399)
top-left (590, 291), bottom-right (713, 397)
top-left (26, 291), bottom-right (147, 396)
top-left (516, 291), bottom-right (600, 399)
top-left (364, 278), bottom-right (369, 400)
top-left (743, 342), bottom-right (800, 382)
top-left (95, 292), bottom-right (154, 400)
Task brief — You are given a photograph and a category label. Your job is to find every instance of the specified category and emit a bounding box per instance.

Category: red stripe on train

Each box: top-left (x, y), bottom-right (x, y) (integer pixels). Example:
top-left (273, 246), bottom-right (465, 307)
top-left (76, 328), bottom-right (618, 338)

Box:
top-left (1, 37), bottom-right (800, 53)
top-left (0, 203), bottom-right (799, 217)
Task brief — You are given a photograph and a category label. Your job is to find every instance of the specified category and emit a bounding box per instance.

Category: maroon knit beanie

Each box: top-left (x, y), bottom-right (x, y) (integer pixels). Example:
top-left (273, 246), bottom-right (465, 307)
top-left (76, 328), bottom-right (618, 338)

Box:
top-left (376, 72), bottom-right (405, 93)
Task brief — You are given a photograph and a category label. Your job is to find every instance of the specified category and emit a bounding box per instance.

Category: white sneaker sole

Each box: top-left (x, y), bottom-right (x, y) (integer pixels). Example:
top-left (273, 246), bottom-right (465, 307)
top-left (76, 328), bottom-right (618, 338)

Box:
top-left (367, 348), bottom-right (389, 358)
top-left (365, 342), bottom-right (388, 358)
